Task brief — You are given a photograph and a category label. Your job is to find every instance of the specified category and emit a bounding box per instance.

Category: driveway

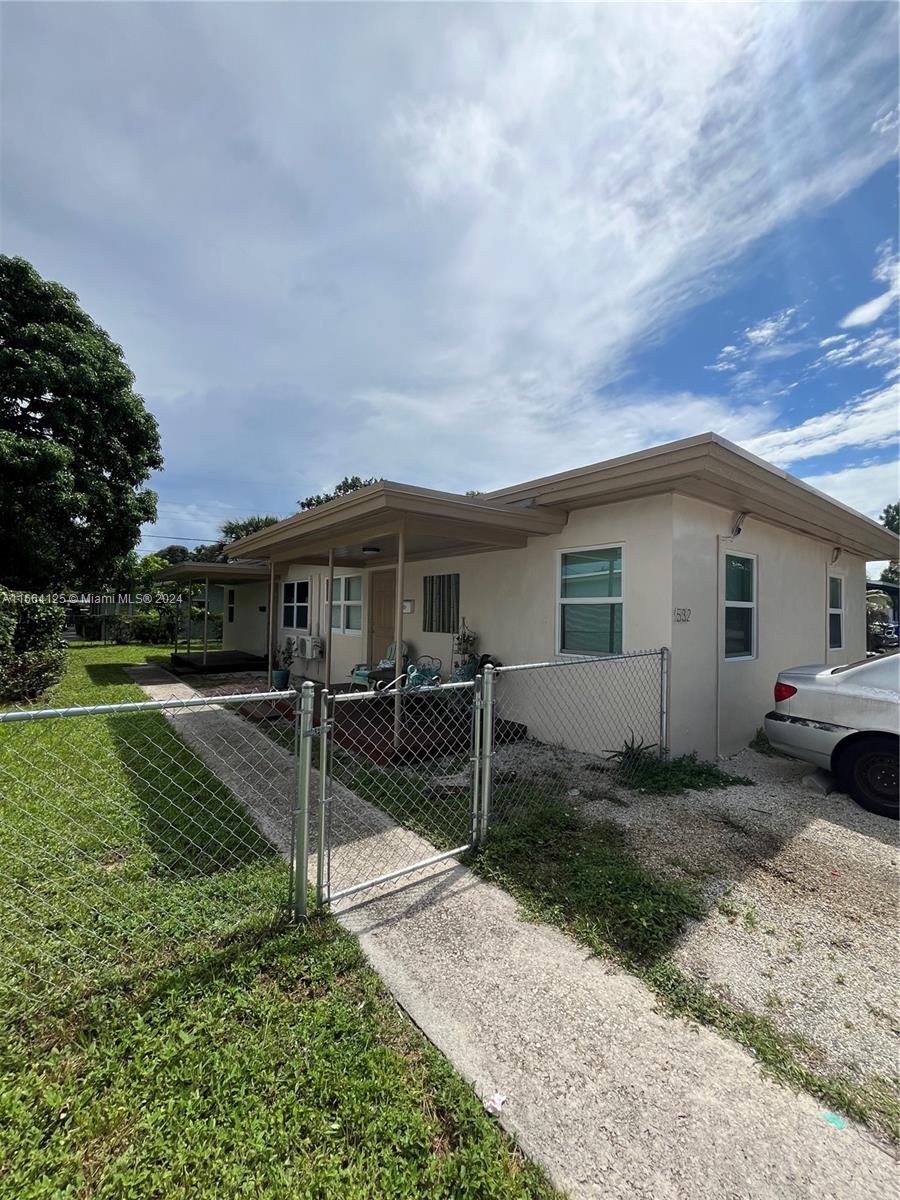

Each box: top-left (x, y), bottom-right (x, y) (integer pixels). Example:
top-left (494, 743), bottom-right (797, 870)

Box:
top-left (568, 748), bottom-right (899, 1089)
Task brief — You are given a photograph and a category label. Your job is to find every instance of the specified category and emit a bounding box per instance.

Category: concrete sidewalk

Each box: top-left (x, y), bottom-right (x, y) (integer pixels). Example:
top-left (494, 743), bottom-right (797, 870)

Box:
top-left (127, 664), bottom-right (895, 1199)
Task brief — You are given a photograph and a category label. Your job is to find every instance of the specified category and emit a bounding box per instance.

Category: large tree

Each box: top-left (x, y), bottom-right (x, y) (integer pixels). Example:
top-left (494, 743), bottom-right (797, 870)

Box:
top-left (880, 502), bottom-right (898, 584)
top-left (0, 256), bottom-right (162, 589)
top-left (298, 475), bottom-right (378, 510)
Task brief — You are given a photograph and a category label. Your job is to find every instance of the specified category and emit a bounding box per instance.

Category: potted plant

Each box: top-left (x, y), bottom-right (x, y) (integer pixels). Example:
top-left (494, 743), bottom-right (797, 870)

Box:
top-left (272, 637), bottom-right (296, 688)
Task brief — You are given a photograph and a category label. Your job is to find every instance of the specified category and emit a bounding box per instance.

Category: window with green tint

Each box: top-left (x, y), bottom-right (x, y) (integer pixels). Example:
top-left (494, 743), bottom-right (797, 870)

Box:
top-left (559, 546), bottom-right (623, 655)
top-left (725, 554), bottom-right (754, 603)
top-left (828, 575), bottom-right (843, 650)
top-left (561, 548), bottom-right (622, 598)
top-left (724, 553), bottom-right (755, 659)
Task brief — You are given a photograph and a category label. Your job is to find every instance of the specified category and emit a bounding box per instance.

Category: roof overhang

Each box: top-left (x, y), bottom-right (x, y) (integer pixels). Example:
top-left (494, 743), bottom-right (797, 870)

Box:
top-left (225, 482), bottom-right (567, 566)
top-left (483, 433), bottom-right (897, 561)
top-left (153, 561), bottom-right (271, 584)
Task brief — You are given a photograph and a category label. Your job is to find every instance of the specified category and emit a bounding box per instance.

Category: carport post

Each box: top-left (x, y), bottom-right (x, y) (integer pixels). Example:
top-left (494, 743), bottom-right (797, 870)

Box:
top-left (291, 681), bottom-right (315, 921)
top-left (266, 562), bottom-right (275, 690)
top-left (202, 576), bottom-right (209, 666)
top-left (393, 523), bottom-right (406, 751)
top-left (324, 549), bottom-right (335, 689)
top-left (185, 578), bottom-right (191, 656)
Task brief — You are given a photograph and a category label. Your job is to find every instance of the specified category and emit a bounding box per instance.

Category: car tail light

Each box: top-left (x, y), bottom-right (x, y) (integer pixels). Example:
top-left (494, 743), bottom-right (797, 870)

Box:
top-left (774, 682), bottom-right (797, 703)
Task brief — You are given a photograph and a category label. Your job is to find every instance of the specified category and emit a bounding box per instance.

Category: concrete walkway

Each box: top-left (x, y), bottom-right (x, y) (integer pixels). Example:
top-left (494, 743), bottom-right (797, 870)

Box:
top-left (126, 664), bottom-right (896, 1199)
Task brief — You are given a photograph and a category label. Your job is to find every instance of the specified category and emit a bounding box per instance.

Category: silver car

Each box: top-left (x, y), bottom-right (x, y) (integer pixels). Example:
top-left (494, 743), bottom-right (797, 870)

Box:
top-left (764, 652), bottom-right (899, 819)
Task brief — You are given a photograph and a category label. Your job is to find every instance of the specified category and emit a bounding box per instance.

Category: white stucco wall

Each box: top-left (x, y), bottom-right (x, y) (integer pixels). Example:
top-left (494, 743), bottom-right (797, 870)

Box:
top-left (669, 495), bottom-right (867, 758)
top-left (221, 582), bottom-right (269, 656)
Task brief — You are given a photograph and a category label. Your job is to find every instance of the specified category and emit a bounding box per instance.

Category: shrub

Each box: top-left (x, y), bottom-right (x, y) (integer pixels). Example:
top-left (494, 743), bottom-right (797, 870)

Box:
top-left (0, 587), bottom-right (67, 702)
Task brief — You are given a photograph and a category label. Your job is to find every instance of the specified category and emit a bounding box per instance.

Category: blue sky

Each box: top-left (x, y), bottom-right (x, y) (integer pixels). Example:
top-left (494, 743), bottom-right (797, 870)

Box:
top-left (1, 3), bottom-right (897, 569)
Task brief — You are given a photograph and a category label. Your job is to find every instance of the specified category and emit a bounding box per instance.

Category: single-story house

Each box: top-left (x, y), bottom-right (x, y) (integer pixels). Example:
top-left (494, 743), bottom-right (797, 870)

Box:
top-left (220, 433), bottom-right (896, 758)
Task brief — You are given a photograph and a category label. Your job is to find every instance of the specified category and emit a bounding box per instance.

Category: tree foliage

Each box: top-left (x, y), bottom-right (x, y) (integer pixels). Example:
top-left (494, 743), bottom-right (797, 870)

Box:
top-left (0, 586), bottom-right (67, 701)
top-left (0, 256), bottom-right (162, 590)
top-left (879, 502), bottom-right (898, 584)
top-left (298, 476), bottom-right (378, 510)
top-left (188, 514), bottom-right (281, 561)
top-left (157, 544), bottom-right (191, 565)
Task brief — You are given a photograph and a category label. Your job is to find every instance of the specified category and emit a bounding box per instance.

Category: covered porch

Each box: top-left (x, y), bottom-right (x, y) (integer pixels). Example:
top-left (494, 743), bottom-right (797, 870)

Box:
top-left (225, 481), bottom-right (566, 739)
top-left (154, 560), bottom-right (273, 674)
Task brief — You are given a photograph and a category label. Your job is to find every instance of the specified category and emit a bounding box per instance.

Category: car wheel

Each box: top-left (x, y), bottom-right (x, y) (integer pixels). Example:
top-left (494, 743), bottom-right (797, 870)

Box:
top-left (836, 735), bottom-right (899, 819)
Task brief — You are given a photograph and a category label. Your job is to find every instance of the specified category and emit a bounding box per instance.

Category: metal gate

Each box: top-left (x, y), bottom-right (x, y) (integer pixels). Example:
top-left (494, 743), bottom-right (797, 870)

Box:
top-left (308, 674), bottom-right (487, 910)
top-left (295, 649), bottom-right (669, 913)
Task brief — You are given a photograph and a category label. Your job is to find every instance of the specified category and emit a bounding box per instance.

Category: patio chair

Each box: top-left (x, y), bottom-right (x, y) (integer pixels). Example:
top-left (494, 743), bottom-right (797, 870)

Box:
top-left (404, 655), bottom-right (442, 691)
top-left (349, 641), bottom-right (409, 690)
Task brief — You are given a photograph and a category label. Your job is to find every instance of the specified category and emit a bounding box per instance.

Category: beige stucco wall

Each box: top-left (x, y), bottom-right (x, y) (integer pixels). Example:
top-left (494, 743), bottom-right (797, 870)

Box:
top-left (221, 582), bottom-right (270, 657)
top-left (223, 491), bottom-right (869, 761)
top-left (669, 495), bottom-right (867, 758)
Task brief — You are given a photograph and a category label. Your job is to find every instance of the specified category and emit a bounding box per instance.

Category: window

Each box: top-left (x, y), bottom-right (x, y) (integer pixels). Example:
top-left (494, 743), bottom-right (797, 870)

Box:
top-left (423, 573), bottom-right (460, 633)
top-left (724, 553), bottom-right (756, 659)
top-left (282, 580), bottom-right (309, 630)
top-left (327, 575), bottom-right (362, 634)
top-left (828, 575), bottom-right (844, 650)
top-left (558, 546), bottom-right (623, 655)
top-left (226, 589), bottom-right (235, 625)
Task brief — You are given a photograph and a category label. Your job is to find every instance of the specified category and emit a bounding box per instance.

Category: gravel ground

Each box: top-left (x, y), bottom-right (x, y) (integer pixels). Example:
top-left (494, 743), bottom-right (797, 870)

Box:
top-left (493, 740), bottom-right (899, 1088)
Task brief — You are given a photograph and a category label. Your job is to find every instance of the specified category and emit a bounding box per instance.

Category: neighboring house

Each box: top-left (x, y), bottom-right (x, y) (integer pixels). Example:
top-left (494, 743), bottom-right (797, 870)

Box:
top-left (866, 579), bottom-right (899, 624)
top-left (222, 433), bottom-right (895, 758)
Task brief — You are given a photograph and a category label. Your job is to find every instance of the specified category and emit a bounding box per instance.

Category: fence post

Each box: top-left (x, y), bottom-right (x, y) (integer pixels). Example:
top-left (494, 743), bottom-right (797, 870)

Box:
top-left (291, 681), bottom-right (315, 921)
top-left (479, 664), bottom-right (496, 841)
top-left (315, 688), bottom-right (331, 913)
top-left (659, 647), bottom-right (670, 760)
top-left (470, 674), bottom-right (483, 847)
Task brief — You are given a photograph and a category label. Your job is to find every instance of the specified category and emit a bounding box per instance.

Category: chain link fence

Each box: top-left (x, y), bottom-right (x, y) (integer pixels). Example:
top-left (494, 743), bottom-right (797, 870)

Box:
top-left (1, 649), bottom-right (668, 1003)
top-left (486, 650), bottom-right (669, 828)
top-left (0, 688), bottom-right (299, 1015)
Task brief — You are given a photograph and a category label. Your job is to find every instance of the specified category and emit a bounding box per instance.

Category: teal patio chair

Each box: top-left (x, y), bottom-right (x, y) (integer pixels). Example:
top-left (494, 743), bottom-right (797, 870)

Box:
top-left (349, 641), bottom-right (409, 690)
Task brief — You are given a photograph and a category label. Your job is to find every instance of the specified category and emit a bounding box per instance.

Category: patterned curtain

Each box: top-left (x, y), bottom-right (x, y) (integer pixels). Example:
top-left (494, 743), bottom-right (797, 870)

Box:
top-left (423, 573), bottom-right (460, 633)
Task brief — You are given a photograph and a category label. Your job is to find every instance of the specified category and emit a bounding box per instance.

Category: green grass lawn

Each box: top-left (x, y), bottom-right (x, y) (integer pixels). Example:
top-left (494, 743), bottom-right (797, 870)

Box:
top-left (0, 645), bottom-right (558, 1200)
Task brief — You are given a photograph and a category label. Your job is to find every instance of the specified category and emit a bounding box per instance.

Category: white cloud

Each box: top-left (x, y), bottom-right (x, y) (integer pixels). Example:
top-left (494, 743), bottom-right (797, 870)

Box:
top-left (839, 240), bottom-right (899, 328)
top-left (745, 308), bottom-right (801, 347)
top-left (814, 328), bottom-right (898, 371)
top-left (742, 382), bottom-right (899, 467)
top-left (840, 290), bottom-right (896, 328)
top-left (1, 3), bottom-right (897, 503)
top-left (707, 306), bottom-right (811, 375)
top-left (802, 460), bottom-right (898, 520)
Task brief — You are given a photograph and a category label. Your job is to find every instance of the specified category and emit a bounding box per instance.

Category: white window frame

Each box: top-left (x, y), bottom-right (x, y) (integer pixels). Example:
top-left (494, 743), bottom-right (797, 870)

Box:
top-left (723, 550), bottom-right (757, 661)
top-left (325, 574), bottom-right (363, 636)
top-left (556, 542), bottom-right (625, 658)
top-left (828, 573), bottom-right (844, 651)
top-left (282, 579), bottom-right (310, 632)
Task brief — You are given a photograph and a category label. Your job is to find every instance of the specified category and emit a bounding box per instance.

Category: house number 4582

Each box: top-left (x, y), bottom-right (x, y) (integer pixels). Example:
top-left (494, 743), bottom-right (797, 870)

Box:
top-left (673, 607), bottom-right (691, 622)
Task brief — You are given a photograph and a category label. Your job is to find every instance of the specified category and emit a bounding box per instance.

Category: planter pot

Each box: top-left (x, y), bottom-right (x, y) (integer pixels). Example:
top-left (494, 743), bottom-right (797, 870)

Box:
top-left (272, 668), bottom-right (290, 689)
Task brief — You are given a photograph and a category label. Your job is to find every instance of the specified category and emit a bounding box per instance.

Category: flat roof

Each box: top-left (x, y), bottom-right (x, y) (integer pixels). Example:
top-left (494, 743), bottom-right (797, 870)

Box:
top-left (153, 561), bottom-right (270, 583)
top-left (225, 433), bottom-right (897, 563)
